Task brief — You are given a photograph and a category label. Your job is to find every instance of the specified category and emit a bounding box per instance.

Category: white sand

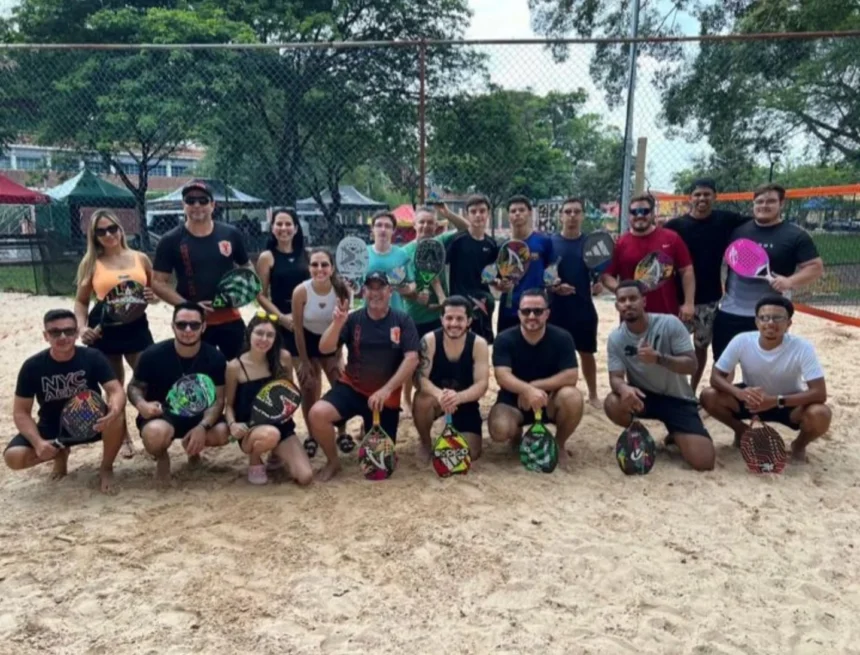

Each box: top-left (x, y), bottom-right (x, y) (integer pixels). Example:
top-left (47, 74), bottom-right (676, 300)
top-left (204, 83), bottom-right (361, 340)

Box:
top-left (0, 292), bottom-right (858, 654)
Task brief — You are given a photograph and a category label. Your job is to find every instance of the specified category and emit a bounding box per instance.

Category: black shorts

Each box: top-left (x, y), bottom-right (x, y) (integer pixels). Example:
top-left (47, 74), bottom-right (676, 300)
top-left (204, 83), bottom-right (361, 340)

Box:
top-left (437, 402), bottom-right (483, 436)
top-left (415, 319), bottom-right (442, 339)
top-left (638, 392), bottom-right (710, 439)
top-left (280, 327), bottom-right (299, 357)
top-left (86, 314), bottom-right (154, 356)
top-left (549, 312), bottom-right (598, 354)
top-left (494, 392), bottom-right (556, 427)
top-left (4, 429), bottom-right (100, 452)
top-left (712, 311), bottom-right (757, 360)
top-left (321, 382), bottom-right (400, 442)
top-left (731, 384), bottom-right (801, 429)
top-left (202, 319), bottom-right (246, 361)
top-left (135, 415), bottom-right (227, 441)
top-left (302, 329), bottom-right (327, 359)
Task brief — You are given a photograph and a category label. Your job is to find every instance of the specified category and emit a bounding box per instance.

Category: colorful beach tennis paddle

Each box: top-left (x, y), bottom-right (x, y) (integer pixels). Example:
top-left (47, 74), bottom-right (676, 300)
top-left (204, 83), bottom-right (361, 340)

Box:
top-left (211, 268), bottom-right (262, 309)
top-left (165, 373), bottom-right (217, 420)
top-left (634, 251), bottom-right (674, 291)
top-left (582, 230), bottom-right (615, 282)
top-left (431, 414), bottom-right (471, 477)
top-left (519, 408), bottom-right (558, 473)
top-left (481, 263), bottom-right (498, 285)
top-left (93, 280), bottom-right (148, 333)
top-left (358, 410), bottom-right (397, 480)
top-left (724, 238), bottom-right (774, 281)
top-left (497, 239), bottom-right (531, 308)
top-left (739, 417), bottom-right (787, 474)
top-left (615, 417), bottom-right (656, 475)
top-left (543, 258), bottom-right (561, 288)
top-left (55, 390), bottom-right (109, 448)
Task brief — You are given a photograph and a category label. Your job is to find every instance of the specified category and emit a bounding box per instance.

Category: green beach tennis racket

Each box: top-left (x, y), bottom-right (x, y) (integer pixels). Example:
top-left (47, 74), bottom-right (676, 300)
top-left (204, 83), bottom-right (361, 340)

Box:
top-left (165, 373), bottom-right (217, 420)
top-left (519, 408), bottom-right (558, 473)
top-left (414, 238), bottom-right (446, 292)
top-left (211, 268), bottom-right (262, 309)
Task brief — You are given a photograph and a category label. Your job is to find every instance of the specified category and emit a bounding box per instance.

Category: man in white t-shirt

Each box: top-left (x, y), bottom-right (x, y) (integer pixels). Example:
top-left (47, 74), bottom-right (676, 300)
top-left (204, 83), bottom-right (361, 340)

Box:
top-left (700, 295), bottom-right (831, 462)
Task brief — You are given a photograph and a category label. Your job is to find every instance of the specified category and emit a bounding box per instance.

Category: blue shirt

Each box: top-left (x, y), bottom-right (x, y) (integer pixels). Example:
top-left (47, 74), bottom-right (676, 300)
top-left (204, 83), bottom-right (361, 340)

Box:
top-left (366, 244), bottom-right (411, 312)
top-left (550, 233), bottom-right (596, 319)
top-left (500, 231), bottom-right (554, 317)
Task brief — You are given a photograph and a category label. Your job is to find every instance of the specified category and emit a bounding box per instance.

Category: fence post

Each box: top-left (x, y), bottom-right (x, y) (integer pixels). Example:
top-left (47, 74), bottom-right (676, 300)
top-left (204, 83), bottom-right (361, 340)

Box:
top-left (418, 40), bottom-right (427, 206)
top-left (634, 137), bottom-right (648, 195)
top-left (619, 0), bottom-right (641, 234)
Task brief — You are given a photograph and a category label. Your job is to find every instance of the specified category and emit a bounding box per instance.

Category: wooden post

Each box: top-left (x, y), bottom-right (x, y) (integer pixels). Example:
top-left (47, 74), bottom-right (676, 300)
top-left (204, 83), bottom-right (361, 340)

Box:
top-left (634, 137), bottom-right (648, 195)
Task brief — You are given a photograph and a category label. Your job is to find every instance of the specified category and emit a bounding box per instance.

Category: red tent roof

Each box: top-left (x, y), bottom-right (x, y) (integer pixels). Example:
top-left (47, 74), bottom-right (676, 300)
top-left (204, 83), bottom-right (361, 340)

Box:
top-left (391, 204), bottom-right (415, 224)
top-left (0, 173), bottom-right (50, 205)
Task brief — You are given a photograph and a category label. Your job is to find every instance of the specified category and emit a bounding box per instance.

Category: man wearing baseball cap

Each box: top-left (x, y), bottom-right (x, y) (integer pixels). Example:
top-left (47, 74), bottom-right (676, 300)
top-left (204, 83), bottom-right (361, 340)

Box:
top-left (151, 179), bottom-right (252, 360)
top-left (307, 270), bottom-right (420, 481)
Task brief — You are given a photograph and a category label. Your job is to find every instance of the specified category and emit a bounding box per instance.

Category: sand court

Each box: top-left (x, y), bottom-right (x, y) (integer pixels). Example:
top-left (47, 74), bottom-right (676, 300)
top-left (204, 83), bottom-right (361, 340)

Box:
top-left (0, 292), bottom-right (858, 654)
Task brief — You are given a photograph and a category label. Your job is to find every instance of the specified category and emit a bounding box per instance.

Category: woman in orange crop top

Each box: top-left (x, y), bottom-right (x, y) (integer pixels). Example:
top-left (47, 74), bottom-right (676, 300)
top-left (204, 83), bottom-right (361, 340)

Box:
top-left (74, 210), bottom-right (158, 458)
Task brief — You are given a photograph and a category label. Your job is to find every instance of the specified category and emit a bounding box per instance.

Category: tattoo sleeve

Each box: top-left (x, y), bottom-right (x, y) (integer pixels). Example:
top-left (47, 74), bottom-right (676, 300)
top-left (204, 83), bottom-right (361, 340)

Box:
top-left (414, 336), bottom-right (431, 391)
top-left (127, 378), bottom-right (147, 408)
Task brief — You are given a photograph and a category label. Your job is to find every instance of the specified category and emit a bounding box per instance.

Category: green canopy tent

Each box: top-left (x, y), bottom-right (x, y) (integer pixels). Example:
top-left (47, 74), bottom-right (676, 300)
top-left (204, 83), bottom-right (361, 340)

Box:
top-left (37, 169), bottom-right (137, 241)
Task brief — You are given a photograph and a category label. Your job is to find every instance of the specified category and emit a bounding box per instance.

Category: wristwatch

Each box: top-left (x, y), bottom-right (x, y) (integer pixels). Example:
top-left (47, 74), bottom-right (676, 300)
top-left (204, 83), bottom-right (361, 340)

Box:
top-left (776, 395), bottom-right (786, 409)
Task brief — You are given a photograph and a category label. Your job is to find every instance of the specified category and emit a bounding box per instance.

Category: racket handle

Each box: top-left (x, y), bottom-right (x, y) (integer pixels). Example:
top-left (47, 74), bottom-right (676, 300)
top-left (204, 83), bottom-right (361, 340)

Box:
top-left (445, 413), bottom-right (452, 425)
top-left (534, 408), bottom-right (542, 422)
top-left (372, 409), bottom-right (380, 425)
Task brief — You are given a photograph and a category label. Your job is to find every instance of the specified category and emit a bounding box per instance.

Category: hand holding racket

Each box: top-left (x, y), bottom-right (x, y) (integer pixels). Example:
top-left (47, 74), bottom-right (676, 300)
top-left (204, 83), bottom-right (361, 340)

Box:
top-left (481, 263), bottom-right (499, 285)
top-left (724, 238), bottom-right (773, 282)
top-left (432, 414), bottom-right (471, 478)
top-left (634, 251), bottom-right (674, 291)
top-left (519, 409), bottom-right (558, 473)
top-left (84, 281), bottom-right (149, 343)
top-left (358, 410), bottom-right (397, 480)
top-left (543, 259), bottom-right (561, 288)
top-left (54, 390), bottom-right (109, 449)
top-left (497, 240), bottom-right (531, 308)
top-left (739, 417), bottom-right (787, 474)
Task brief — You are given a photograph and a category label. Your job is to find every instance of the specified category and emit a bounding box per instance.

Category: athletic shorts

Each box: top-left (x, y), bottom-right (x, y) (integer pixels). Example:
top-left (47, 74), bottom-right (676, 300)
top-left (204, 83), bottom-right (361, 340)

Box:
top-left (686, 301), bottom-right (719, 350)
top-left (712, 311), bottom-right (756, 361)
top-left (434, 402), bottom-right (483, 436)
top-left (202, 319), bottom-right (246, 361)
top-left (86, 314), bottom-right (154, 356)
top-left (636, 392), bottom-right (710, 439)
top-left (4, 429), bottom-right (99, 452)
top-left (280, 327), bottom-right (299, 357)
top-left (135, 415), bottom-right (227, 441)
top-left (549, 312), bottom-right (598, 354)
top-left (302, 328), bottom-right (326, 359)
top-left (731, 383), bottom-right (801, 430)
top-left (415, 319), bottom-right (442, 339)
top-left (321, 382), bottom-right (401, 442)
top-left (494, 392), bottom-right (556, 427)
top-left (236, 419), bottom-right (297, 444)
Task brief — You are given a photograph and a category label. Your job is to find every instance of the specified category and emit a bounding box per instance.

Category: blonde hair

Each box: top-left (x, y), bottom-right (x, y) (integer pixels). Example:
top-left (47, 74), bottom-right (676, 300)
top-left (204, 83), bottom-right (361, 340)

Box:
top-left (75, 210), bottom-right (130, 286)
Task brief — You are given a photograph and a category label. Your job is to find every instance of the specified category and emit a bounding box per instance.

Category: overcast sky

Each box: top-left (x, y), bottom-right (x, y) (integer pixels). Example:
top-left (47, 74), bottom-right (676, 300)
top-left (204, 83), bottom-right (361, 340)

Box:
top-left (1, 0), bottom-right (706, 189)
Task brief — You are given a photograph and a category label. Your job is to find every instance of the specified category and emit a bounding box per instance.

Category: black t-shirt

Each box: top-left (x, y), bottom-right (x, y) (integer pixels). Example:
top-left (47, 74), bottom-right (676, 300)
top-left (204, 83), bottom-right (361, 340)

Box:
top-left (338, 308), bottom-right (420, 408)
top-left (492, 325), bottom-right (577, 404)
top-left (134, 339), bottom-right (227, 406)
top-left (269, 249), bottom-right (309, 315)
top-left (153, 223), bottom-right (249, 303)
top-left (664, 210), bottom-right (750, 304)
top-left (447, 232), bottom-right (499, 296)
top-left (15, 347), bottom-right (116, 436)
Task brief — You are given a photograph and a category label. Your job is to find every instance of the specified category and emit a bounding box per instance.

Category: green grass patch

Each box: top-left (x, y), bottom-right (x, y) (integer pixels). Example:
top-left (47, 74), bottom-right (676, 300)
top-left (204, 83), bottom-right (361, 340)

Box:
top-left (0, 261), bottom-right (78, 296)
top-left (810, 233), bottom-right (860, 265)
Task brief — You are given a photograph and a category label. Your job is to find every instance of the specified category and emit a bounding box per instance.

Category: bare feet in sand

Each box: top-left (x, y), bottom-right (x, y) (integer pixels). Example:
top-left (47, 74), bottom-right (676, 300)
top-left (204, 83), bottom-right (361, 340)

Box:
top-left (587, 396), bottom-right (602, 410)
top-left (155, 454), bottom-right (171, 488)
top-left (50, 451), bottom-right (69, 481)
top-left (416, 444), bottom-right (431, 467)
top-left (99, 467), bottom-right (116, 494)
top-left (791, 441), bottom-right (809, 464)
top-left (187, 454), bottom-right (202, 469)
top-left (558, 449), bottom-right (572, 471)
top-left (121, 433), bottom-right (135, 459)
top-left (315, 462), bottom-right (342, 482)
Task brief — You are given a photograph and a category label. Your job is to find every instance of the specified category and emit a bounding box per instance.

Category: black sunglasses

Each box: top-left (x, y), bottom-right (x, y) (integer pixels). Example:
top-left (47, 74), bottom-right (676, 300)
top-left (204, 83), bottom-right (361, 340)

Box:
top-left (184, 196), bottom-right (210, 206)
top-left (519, 308), bottom-right (546, 317)
top-left (94, 224), bottom-right (120, 237)
top-left (174, 320), bottom-right (203, 331)
top-left (630, 207), bottom-right (651, 217)
top-left (47, 327), bottom-right (77, 338)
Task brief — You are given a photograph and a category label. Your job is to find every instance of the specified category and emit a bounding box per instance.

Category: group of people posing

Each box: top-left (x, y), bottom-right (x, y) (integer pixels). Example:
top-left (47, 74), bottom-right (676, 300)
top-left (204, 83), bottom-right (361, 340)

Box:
top-left (6, 178), bottom-right (833, 492)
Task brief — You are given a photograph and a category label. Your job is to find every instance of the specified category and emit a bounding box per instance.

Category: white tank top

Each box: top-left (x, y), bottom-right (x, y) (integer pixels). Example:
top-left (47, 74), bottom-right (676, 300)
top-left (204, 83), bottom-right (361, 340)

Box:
top-left (302, 279), bottom-right (336, 335)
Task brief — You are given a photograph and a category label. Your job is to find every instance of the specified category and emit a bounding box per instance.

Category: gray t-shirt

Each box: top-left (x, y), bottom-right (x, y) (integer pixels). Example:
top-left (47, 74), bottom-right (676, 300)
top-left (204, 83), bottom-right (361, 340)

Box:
top-left (607, 313), bottom-right (695, 400)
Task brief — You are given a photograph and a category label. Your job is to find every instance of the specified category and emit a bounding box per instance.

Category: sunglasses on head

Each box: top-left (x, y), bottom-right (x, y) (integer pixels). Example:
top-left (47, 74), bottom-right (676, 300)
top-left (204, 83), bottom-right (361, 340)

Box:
top-left (47, 327), bottom-right (77, 338)
top-left (174, 320), bottom-right (203, 331)
top-left (94, 224), bottom-right (120, 237)
top-left (519, 307), bottom-right (546, 317)
top-left (184, 196), bottom-right (210, 206)
top-left (629, 207), bottom-right (651, 217)
top-left (255, 309), bottom-right (279, 322)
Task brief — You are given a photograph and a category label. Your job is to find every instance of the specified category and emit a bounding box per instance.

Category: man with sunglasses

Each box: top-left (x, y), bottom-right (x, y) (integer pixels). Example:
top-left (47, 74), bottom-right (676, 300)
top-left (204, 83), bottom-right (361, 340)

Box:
top-left (152, 179), bottom-right (251, 361)
top-left (488, 289), bottom-right (583, 470)
top-left (601, 193), bottom-right (695, 320)
top-left (604, 281), bottom-right (715, 471)
top-left (5, 309), bottom-right (126, 493)
top-left (127, 302), bottom-right (230, 485)
top-left (701, 296), bottom-right (831, 463)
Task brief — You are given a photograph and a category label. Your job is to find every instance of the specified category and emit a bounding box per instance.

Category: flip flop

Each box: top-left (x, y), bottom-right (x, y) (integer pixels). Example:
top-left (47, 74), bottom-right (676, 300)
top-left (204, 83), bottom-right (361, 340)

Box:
top-left (247, 464), bottom-right (268, 485)
top-left (337, 432), bottom-right (355, 454)
top-left (304, 437), bottom-right (319, 458)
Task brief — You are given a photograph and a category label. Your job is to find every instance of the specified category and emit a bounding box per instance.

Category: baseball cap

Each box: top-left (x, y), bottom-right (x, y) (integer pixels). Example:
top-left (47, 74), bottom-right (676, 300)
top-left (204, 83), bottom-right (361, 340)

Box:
top-left (181, 179), bottom-right (213, 200)
top-left (364, 271), bottom-right (390, 286)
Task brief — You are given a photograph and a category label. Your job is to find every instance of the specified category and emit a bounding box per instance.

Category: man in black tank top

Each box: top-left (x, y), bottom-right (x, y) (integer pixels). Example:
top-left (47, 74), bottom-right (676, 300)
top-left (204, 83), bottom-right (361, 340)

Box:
top-left (412, 296), bottom-right (490, 464)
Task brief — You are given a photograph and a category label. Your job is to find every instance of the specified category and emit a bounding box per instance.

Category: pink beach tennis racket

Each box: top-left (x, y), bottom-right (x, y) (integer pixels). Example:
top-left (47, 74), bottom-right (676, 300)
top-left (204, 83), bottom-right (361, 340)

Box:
top-left (724, 239), bottom-right (773, 281)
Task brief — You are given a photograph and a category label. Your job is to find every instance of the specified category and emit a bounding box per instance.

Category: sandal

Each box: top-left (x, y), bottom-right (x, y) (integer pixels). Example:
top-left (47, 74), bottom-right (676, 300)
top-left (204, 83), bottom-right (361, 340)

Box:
top-left (247, 464), bottom-right (268, 485)
top-left (304, 437), bottom-right (319, 458)
top-left (337, 432), bottom-right (355, 454)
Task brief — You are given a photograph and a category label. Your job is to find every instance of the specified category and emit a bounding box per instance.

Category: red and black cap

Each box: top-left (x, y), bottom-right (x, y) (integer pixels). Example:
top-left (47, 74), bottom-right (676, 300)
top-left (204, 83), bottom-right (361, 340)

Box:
top-left (181, 179), bottom-right (213, 200)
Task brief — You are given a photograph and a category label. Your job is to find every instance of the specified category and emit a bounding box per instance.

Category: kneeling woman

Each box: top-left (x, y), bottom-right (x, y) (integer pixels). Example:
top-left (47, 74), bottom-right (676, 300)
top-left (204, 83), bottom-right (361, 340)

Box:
top-left (224, 311), bottom-right (313, 486)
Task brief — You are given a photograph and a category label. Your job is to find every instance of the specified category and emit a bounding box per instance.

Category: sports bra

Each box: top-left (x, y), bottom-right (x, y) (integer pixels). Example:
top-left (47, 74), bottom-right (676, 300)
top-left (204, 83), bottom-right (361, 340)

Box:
top-left (302, 279), bottom-right (336, 335)
top-left (91, 252), bottom-right (148, 300)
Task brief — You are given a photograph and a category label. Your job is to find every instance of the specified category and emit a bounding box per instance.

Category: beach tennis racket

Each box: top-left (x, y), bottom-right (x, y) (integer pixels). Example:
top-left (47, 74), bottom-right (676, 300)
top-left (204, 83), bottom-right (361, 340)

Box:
top-left (431, 414), bottom-right (471, 478)
top-left (93, 280), bottom-right (148, 333)
top-left (739, 417), bottom-right (787, 474)
top-left (387, 266), bottom-right (408, 286)
top-left (582, 230), bottom-right (615, 281)
top-left (250, 378), bottom-right (302, 426)
top-left (543, 258), bottom-right (561, 288)
top-left (498, 240), bottom-right (531, 308)
top-left (211, 268), bottom-right (262, 309)
top-left (615, 417), bottom-right (656, 475)
top-left (724, 238), bottom-right (774, 281)
top-left (414, 238), bottom-right (446, 292)
top-left (634, 251), bottom-right (674, 291)
top-left (55, 390), bottom-right (109, 448)
top-left (335, 236), bottom-right (369, 296)
top-left (519, 408), bottom-right (558, 473)
top-left (358, 410), bottom-right (397, 480)
top-left (481, 263), bottom-right (498, 285)
top-left (165, 373), bottom-right (217, 419)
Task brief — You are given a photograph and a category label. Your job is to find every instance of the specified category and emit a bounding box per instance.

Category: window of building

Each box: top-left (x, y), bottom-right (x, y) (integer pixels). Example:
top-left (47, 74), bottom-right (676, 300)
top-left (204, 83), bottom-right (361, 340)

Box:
top-left (0, 156), bottom-right (11, 170)
top-left (16, 157), bottom-right (45, 171)
top-left (149, 164), bottom-right (168, 177)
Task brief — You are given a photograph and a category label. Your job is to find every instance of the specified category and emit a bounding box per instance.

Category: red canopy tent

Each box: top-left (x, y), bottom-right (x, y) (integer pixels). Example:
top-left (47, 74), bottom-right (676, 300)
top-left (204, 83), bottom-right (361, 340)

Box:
top-left (0, 174), bottom-right (50, 205)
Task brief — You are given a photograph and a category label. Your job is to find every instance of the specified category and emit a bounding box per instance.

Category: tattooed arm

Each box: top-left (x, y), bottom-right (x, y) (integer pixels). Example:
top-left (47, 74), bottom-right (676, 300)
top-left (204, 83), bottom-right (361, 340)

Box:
top-left (127, 377), bottom-right (163, 419)
top-left (414, 333), bottom-right (443, 399)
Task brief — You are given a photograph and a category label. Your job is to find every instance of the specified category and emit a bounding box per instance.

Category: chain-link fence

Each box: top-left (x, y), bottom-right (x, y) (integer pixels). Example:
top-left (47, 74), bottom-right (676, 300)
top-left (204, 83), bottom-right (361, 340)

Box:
top-left (0, 34), bottom-right (859, 316)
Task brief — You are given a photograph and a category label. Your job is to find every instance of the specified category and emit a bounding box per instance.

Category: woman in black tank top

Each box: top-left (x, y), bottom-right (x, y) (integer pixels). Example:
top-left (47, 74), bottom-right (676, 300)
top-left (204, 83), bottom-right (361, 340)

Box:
top-left (256, 208), bottom-right (310, 357)
top-left (224, 313), bottom-right (312, 486)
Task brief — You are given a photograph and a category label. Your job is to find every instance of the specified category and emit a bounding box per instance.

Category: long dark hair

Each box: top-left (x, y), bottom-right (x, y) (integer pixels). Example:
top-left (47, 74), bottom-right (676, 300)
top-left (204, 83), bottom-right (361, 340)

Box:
top-left (241, 314), bottom-right (286, 379)
top-left (266, 207), bottom-right (306, 261)
top-left (309, 247), bottom-right (351, 303)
